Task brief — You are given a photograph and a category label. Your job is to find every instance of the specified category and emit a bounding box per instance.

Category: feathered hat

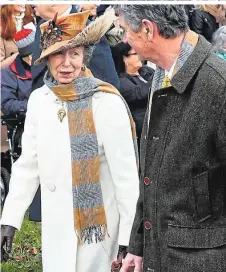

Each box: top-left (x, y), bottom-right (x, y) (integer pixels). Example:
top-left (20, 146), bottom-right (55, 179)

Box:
top-left (35, 9), bottom-right (116, 65)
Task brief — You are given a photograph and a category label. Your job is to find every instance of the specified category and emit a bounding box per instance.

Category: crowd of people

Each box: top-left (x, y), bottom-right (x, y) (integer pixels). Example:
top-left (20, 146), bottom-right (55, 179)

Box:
top-left (1, 4), bottom-right (226, 272)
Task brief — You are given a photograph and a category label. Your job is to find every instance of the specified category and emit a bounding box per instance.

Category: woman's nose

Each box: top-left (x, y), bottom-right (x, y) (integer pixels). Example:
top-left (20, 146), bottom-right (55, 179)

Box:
top-left (62, 54), bottom-right (71, 66)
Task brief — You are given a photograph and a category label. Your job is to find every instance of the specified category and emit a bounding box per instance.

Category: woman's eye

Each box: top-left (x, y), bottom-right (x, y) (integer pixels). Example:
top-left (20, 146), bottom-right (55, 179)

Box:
top-left (72, 52), bottom-right (78, 57)
top-left (54, 51), bottom-right (63, 56)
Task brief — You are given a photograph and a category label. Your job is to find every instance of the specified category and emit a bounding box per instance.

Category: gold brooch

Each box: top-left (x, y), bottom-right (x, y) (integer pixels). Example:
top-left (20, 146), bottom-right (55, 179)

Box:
top-left (57, 107), bottom-right (66, 122)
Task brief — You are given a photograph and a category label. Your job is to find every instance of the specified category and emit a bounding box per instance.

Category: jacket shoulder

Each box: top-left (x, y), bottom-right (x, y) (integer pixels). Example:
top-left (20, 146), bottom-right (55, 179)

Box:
top-left (29, 85), bottom-right (49, 102)
top-left (204, 53), bottom-right (226, 84)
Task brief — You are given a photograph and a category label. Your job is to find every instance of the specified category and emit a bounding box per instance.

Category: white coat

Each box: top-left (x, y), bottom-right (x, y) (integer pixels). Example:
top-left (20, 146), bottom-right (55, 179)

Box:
top-left (1, 84), bottom-right (140, 272)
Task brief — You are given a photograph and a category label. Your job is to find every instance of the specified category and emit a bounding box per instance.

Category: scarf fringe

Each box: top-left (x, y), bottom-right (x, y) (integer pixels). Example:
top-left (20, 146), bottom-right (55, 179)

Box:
top-left (77, 225), bottom-right (108, 245)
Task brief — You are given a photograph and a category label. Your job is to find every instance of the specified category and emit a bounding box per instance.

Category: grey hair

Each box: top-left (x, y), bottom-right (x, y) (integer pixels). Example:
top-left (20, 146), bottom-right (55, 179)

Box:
top-left (83, 45), bottom-right (95, 66)
top-left (115, 5), bottom-right (189, 38)
top-left (212, 26), bottom-right (226, 53)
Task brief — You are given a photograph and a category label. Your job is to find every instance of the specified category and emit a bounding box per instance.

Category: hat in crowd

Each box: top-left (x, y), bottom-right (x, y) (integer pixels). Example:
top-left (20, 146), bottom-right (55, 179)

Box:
top-left (14, 28), bottom-right (36, 57)
top-left (35, 9), bottom-right (116, 65)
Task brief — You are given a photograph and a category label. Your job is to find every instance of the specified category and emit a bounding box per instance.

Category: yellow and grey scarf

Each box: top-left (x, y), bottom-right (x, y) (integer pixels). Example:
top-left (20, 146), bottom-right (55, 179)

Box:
top-left (44, 68), bottom-right (139, 244)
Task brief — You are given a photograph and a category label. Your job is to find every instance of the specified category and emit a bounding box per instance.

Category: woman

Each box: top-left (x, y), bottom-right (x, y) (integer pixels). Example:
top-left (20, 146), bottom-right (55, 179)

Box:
top-left (111, 42), bottom-right (154, 150)
top-left (190, 5), bottom-right (226, 42)
top-left (212, 26), bottom-right (226, 60)
top-left (1, 10), bottom-right (139, 272)
top-left (0, 5), bottom-right (35, 69)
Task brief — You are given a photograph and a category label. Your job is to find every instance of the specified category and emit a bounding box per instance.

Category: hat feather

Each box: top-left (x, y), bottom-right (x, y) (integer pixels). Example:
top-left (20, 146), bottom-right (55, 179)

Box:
top-left (65, 8), bottom-right (116, 49)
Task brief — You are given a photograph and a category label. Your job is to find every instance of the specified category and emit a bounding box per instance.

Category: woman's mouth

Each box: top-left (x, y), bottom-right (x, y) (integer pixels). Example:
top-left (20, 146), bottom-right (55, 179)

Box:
top-left (60, 72), bottom-right (72, 78)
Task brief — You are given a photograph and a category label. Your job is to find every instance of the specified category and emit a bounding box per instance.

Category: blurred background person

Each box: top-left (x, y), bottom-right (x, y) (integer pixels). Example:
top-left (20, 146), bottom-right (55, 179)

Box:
top-left (80, 4), bottom-right (99, 19)
top-left (0, 5), bottom-right (35, 69)
top-left (1, 27), bottom-right (35, 117)
top-left (190, 4), bottom-right (226, 42)
top-left (111, 42), bottom-right (154, 152)
top-left (212, 26), bottom-right (226, 61)
top-left (1, 27), bottom-right (35, 150)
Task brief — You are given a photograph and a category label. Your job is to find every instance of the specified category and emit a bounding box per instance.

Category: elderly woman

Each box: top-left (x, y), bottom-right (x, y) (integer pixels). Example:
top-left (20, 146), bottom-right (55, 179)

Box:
top-left (1, 10), bottom-right (139, 272)
top-left (212, 26), bottom-right (226, 60)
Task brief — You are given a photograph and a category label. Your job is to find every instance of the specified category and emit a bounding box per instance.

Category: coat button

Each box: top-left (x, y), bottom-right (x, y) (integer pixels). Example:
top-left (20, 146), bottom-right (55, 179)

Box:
top-left (144, 221), bottom-right (152, 230)
top-left (47, 183), bottom-right (56, 192)
top-left (144, 177), bottom-right (151, 185)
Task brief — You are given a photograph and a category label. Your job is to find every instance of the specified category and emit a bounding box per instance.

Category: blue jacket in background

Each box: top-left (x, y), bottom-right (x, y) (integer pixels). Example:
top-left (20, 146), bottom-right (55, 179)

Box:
top-left (1, 55), bottom-right (32, 117)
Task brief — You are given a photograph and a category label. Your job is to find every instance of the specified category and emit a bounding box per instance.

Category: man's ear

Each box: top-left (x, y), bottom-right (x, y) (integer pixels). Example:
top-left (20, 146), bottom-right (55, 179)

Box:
top-left (141, 19), bottom-right (154, 41)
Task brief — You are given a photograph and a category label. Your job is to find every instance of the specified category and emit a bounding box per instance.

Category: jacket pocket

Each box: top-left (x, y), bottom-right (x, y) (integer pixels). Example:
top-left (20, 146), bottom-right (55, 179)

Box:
top-left (167, 225), bottom-right (226, 249)
top-left (192, 171), bottom-right (212, 222)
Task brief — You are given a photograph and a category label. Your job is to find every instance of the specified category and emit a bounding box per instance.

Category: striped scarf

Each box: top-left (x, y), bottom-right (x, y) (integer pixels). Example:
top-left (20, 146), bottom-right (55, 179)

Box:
top-left (45, 68), bottom-right (139, 244)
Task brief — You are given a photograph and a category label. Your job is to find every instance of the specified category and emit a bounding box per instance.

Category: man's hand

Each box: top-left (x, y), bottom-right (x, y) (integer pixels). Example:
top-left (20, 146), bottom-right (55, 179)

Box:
top-left (1, 225), bottom-right (17, 256)
top-left (120, 253), bottom-right (143, 272)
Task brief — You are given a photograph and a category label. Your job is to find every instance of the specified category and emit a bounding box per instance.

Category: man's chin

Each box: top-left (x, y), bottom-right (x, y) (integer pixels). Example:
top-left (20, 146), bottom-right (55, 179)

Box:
top-left (138, 54), bottom-right (146, 62)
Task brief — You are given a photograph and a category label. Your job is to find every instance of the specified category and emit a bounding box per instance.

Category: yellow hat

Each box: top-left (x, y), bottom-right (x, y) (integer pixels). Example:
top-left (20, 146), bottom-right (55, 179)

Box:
top-left (35, 9), bottom-right (116, 65)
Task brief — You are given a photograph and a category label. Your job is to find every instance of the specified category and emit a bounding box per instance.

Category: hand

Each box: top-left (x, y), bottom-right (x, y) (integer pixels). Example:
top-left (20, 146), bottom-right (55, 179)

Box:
top-left (111, 245), bottom-right (128, 272)
top-left (1, 225), bottom-right (16, 256)
top-left (120, 253), bottom-right (143, 272)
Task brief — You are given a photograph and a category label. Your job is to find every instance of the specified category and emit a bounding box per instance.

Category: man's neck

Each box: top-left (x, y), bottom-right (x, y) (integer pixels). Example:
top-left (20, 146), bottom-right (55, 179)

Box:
top-left (153, 33), bottom-right (186, 71)
top-left (47, 5), bottom-right (72, 19)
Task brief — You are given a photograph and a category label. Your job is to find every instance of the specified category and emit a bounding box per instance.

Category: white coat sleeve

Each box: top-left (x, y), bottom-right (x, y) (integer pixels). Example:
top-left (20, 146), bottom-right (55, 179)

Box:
top-left (1, 92), bottom-right (40, 230)
top-left (96, 93), bottom-right (140, 246)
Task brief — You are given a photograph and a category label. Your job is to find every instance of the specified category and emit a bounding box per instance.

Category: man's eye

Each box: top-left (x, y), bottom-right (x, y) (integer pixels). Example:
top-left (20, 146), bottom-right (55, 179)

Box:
top-left (72, 52), bottom-right (78, 56)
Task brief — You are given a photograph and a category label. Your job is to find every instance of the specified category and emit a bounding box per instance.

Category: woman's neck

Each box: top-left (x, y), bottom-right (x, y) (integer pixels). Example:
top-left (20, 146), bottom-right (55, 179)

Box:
top-left (13, 12), bottom-right (25, 18)
top-left (126, 67), bottom-right (139, 76)
top-left (13, 12), bottom-right (22, 16)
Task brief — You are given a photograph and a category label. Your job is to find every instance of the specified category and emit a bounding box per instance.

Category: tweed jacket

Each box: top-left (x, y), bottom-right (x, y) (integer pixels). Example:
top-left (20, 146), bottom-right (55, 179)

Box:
top-left (129, 35), bottom-right (226, 272)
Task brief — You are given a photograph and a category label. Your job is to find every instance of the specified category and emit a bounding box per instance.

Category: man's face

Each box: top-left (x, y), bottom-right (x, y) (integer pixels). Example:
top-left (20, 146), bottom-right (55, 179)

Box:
top-left (118, 15), bottom-right (153, 62)
top-left (80, 4), bottom-right (99, 17)
top-left (48, 47), bottom-right (84, 84)
top-left (33, 5), bottom-right (52, 20)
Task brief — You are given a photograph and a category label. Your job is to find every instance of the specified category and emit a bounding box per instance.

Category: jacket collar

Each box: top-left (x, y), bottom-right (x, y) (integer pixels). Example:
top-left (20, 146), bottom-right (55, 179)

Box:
top-left (171, 35), bottom-right (212, 94)
top-left (10, 55), bottom-right (32, 80)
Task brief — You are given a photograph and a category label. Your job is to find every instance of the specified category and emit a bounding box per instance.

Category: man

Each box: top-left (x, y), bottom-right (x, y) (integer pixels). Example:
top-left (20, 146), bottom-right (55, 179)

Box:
top-left (116, 5), bottom-right (226, 272)
top-left (29, 4), bottom-right (119, 222)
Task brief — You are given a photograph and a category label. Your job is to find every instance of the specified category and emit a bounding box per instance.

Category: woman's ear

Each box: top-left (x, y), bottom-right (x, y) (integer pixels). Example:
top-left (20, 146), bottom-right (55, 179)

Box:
top-left (123, 55), bottom-right (128, 65)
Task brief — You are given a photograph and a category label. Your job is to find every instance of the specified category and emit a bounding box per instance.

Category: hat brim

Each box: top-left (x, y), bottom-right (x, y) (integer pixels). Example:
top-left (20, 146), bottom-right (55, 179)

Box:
top-left (34, 9), bottom-right (116, 65)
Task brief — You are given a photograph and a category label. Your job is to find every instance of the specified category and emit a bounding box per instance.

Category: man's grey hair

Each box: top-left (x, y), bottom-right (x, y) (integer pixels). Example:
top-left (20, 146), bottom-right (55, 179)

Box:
top-left (212, 26), bottom-right (226, 53)
top-left (115, 5), bottom-right (189, 38)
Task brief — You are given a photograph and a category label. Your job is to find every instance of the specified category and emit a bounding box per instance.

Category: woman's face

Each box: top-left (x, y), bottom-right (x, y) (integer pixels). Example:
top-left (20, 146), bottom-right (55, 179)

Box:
top-left (48, 46), bottom-right (84, 84)
top-left (124, 48), bottom-right (142, 72)
top-left (12, 5), bottom-right (26, 15)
